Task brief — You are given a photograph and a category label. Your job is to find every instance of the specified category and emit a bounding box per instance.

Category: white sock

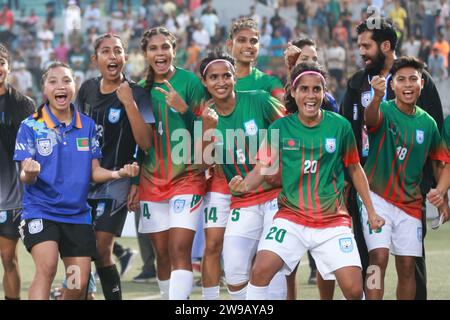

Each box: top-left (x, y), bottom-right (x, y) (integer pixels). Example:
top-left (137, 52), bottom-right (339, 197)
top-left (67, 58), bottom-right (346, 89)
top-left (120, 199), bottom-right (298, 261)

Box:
top-left (227, 285), bottom-right (247, 300)
top-left (246, 283), bottom-right (269, 300)
top-left (267, 272), bottom-right (287, 300)
top-left (361, 292), bottom-right (366, 300)
top-left (157, 278), bottom-right (170, 300)
top-left (169, 270), bottom-right (194, 300)
top-left (202, 286), bottom-right (220, 300)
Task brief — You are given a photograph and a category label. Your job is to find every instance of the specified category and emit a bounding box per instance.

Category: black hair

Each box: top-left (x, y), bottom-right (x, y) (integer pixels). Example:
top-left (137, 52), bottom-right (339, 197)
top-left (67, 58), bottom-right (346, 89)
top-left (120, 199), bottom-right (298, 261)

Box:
top-left (284, 62), bottom-right (327, 114)
top-left (291, 38), bottom-right (316, 49)
top-left (199, 50), bottom-right (235, 79)
top-left (0, 42), bottom-right (11, 66)
top-left (34, 61), bottom-right (74, 120)
top-left (390, 56), bottom-right (425, 77)
top-left (356, 18), bottom-right (398, 51)
top-left (228, 17), bottom-right (259, 40)
top-left (140, 26), bottom-right (177, 90)
top-left (93, 33), bottom-right (127, 55)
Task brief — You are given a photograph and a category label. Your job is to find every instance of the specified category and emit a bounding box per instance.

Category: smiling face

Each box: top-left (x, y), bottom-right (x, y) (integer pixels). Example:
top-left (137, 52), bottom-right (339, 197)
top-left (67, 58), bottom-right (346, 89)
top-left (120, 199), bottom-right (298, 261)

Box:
top-left (0, 56), bottom-right (10, 88)
top-left (391, 66), bottom-right (423, 108)
top-left (93, 37), bottom-right (126, 82)
top-left (201, 61), bottom-right (236, 101)
top-left (291, 74), bottom-right (325, 122)
top-left (144, 33), bottom-right (176, 80)
top-left (228, 28), bottom-right (259, 64)
top-left (43, 66), bottom-right (75, 113)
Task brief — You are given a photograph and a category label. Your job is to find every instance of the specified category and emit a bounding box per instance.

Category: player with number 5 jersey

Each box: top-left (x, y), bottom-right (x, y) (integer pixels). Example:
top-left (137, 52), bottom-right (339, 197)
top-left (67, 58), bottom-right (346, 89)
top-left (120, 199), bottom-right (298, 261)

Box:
top-left (199, 51), bottom-right (287, 300)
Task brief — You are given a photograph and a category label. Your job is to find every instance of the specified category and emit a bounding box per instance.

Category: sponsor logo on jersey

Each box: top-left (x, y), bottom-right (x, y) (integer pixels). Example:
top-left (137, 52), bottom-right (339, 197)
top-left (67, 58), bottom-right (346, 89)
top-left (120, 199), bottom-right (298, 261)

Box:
top-left (108, 108), bottom-right (122, 124)
top-left (361, 91), bottom-right (372, 108)
top-left (283, 138), bottom-right (300, 150)
top-left (325, 138), bottom-right (336, 153)
top-left (76, 138), bottom-right (90, 151)
top-left (15, 142), bottom-right (26, 151)
top-left (339, 237), bottom-right (354, 253)
top-left (173, 199), bottom-right (186, 214)
top-left (28, 219), bottom-right (43, 235)
top-left (37, 138), bottom-right (53, 156)
top-left (96, 202), bottom-right (106, 218)
top-left (0, 211), bottom-right (7, 224)
top-left (416, 130), bottom-right (424, 144)
top-left (244, 119), bottom-right (258, 136)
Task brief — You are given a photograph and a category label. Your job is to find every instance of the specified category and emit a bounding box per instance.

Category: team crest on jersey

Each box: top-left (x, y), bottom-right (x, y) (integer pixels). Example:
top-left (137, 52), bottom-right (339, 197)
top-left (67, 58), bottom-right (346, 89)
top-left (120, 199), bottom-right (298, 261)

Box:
top-left (339, 237), bottom-right (354, 253)
top-left (244, 119), bottom-right (258, 136)
top-left (37, 138), bottom-right (53, 156)
top-left (325, 138), bottom-right (336, 153)
top-left (416, 130), bottom-right (424, 144)
top-left (173, 199), bottom-right (186, 214)
top-left (361, 91), bottom-right (372, 108)
top-left (108, 108), bottom-right (121, 124)
top-left (28, 219), bottom-right (43, 235)
top-left (417, 227), bottom-right (423, 241)
top-left (0, 211), bottom-right (7, 224)
top-left (96, 202), bottom-right (106, 218)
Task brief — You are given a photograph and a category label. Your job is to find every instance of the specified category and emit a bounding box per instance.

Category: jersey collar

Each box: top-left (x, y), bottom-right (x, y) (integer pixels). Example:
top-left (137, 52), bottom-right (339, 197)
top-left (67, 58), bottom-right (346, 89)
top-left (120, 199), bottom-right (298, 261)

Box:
top-left (41, 103), bottom-right (82, 129)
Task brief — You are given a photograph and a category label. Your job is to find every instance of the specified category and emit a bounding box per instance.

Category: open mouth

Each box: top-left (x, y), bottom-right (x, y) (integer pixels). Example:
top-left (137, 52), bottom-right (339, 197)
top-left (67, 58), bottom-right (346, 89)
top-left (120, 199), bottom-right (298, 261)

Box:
top-left (215, 87), bottom-right (228, 95)
top-left (55, 93), bottom-right (68, 105)
top-left (107, 63), bottom-right (119, 73)
top-left (304, 102), bottom-right (317, 111)
top-left (154, 58), bottom-right (169, 71)
top-left (403, 90), bottom-right (414, 99)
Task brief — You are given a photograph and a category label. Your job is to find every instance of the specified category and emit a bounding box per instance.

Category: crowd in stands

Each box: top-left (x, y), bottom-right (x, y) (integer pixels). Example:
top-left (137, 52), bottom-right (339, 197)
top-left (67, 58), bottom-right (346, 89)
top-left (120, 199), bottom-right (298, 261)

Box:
top-left (0, 0), bottom-right (449, 107)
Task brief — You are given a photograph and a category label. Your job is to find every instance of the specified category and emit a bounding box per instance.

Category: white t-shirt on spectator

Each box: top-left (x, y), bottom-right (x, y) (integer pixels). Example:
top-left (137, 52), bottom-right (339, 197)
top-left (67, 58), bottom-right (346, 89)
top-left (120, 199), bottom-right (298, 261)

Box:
top-left (192, 28), bottom-right (210, 50)
top-left (200, 13), bottom-right (219, 37)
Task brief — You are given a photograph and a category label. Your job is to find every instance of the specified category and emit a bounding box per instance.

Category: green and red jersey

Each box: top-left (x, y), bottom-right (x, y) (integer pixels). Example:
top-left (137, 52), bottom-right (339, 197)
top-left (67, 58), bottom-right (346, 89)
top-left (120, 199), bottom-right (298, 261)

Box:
top-left (138, 67), bottom-right (208, 201)
top-left (259, 111), bottom-right (359, 228)
top-left (213, 90), bottom-right (286, 208)
top-left (235, 67), bottom-right (284, 98)
top-left (364, 100), bottom-right (444, 220)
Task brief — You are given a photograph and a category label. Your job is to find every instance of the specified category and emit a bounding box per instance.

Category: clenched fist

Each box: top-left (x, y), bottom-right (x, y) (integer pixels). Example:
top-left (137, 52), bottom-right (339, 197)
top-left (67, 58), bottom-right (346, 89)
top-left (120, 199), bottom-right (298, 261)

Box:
top-left (370, 75), bottom-right (386, 100)
top-left (116, 81), bottom-right (134, 106)
top-left (118, 162), bottom-right (140, 178)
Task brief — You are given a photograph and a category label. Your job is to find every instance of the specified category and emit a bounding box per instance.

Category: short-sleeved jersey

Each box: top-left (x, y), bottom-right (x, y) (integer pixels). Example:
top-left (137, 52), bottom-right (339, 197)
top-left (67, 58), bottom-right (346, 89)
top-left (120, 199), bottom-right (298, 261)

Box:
top-left (364, 100), bottom-right (444, 220)
top-left (441, 115), bottom-right (450, 163)
top-left (13, 105), bottom-right (101, 224)
top-left (261, 111), bottom-right (359, 228)
top-left (213, 90), bottom-right (286, 208)
top-left (76, 76), bottom-right (154, 203)
top-left (235, 67), bottom-right (284, 98)
top-left (138, 67), bottom-right (208, 201)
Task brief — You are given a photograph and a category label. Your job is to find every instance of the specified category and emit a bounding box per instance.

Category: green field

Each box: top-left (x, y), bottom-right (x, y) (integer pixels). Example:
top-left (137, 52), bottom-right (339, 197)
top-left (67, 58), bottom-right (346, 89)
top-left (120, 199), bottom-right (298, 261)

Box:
top-left (1, 222), bottom-right (449, 300)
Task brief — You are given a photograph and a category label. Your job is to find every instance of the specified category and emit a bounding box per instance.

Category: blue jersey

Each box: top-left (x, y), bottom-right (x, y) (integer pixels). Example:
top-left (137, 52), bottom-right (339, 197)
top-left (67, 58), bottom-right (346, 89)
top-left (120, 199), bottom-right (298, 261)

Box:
top-left (14, 104), bottom-right (102, 224)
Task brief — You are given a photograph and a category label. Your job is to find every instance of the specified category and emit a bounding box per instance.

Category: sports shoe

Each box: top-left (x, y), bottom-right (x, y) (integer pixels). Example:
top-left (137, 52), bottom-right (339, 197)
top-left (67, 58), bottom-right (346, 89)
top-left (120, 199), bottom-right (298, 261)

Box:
top-left (119, 248), bottom-right (137, 278)
top-left (308, 272), bottom-right (317, 285)
top-left (132, 270), bottom-right (157, 283)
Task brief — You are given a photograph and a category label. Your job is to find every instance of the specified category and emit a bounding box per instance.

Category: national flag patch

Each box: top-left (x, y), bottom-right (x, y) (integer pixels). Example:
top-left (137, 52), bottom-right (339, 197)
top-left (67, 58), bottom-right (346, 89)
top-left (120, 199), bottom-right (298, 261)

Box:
top-left (76, 138), bottom-right (89, 151)
top-left (282, 138), bottom-right (300, 150)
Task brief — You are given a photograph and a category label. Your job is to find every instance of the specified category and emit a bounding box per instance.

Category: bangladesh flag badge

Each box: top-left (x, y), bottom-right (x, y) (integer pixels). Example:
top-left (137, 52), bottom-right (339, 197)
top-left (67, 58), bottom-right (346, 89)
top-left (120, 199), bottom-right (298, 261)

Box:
top-left (283, 138), bottom-right (300, 150)
top-left (76, 138), bottom-right (90, 151)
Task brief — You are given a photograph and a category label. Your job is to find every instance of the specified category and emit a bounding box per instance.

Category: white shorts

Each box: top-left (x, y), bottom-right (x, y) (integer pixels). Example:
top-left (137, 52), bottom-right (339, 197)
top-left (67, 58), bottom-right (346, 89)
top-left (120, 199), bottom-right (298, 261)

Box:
top-left (202, 192), bottom-right (231, 229)
top-left (224, 198), bottom-right (278, 241)
top-left (360, 191), bottom-right (423, 257)
top-left (258, 218), bottom-right (362, 280)
top-left (138, 194), bottom-right (204, 233)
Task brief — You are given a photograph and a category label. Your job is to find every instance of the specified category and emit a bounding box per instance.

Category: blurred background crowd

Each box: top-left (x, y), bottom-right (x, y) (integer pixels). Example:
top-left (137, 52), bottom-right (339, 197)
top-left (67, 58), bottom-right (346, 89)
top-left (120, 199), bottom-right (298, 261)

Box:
top-left (1, 0), bottom-right (449, 107)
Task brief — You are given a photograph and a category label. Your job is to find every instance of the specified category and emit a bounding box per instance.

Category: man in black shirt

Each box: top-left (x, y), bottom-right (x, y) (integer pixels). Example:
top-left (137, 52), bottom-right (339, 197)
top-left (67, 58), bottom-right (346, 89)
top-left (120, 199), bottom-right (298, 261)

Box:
top-left (339, 18), bottom-right (443, 300)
